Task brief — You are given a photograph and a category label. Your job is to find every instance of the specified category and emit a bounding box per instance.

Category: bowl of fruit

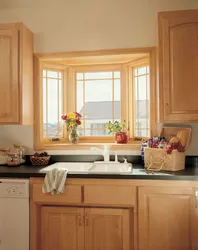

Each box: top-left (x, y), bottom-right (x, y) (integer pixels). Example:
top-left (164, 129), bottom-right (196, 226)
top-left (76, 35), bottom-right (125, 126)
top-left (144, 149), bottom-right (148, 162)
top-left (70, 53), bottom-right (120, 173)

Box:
top-left (30, 152), bottom-right (51, 166)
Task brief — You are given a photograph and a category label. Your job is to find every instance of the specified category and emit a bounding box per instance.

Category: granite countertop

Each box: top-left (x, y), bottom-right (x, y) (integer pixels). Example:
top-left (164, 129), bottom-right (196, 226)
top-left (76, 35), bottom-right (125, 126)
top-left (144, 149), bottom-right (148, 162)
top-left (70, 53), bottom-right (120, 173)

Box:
top-left (0, 163), bottom-right (197, 180)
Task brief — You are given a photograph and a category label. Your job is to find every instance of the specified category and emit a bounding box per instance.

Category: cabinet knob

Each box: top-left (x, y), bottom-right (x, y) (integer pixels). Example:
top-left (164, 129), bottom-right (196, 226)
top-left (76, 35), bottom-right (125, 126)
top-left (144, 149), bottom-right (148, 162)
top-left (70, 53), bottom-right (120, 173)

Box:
top-left (77, 213), bottom-right (82, 226)
top-left (84, 213), bottom-right (89, 226)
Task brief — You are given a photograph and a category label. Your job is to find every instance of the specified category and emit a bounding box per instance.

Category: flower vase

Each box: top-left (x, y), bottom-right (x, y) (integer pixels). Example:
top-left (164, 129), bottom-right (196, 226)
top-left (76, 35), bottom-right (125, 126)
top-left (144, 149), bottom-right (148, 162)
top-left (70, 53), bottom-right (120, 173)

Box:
top-left (69, 128), bottom-right (79, 144)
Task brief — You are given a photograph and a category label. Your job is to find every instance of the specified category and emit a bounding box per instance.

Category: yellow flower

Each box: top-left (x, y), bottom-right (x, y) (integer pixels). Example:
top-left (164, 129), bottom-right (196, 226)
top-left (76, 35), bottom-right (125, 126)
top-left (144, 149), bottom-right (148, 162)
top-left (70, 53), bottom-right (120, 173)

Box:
top-left (70, 121), bottom-right (75, 127)
top-left (67, 112), bottom-right (76, 119)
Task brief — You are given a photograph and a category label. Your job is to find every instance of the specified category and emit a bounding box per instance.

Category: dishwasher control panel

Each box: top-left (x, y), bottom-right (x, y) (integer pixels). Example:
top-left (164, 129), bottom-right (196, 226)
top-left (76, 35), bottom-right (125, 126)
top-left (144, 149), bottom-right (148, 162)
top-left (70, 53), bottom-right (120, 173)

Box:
top-left (0, 179), bottom-right (29, 198)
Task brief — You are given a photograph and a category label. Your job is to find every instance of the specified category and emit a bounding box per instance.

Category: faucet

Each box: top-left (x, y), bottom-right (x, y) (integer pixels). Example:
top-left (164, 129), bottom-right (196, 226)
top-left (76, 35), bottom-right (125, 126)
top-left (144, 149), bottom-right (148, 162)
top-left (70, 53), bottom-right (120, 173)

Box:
top-left (90, 145), bottom-right (110, 162)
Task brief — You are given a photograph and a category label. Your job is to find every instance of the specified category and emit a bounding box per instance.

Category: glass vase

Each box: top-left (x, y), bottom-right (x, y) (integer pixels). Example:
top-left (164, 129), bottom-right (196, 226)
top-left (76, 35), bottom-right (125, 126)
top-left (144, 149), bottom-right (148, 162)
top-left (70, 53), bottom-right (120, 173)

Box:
top-left (69, 128), bottom-right (79, 144)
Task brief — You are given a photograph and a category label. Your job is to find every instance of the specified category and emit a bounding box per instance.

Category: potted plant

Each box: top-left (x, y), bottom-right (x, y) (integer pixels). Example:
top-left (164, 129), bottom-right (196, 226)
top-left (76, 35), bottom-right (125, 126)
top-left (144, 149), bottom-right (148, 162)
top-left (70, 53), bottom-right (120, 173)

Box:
top-left (105, 120), bottom-right (128, 144)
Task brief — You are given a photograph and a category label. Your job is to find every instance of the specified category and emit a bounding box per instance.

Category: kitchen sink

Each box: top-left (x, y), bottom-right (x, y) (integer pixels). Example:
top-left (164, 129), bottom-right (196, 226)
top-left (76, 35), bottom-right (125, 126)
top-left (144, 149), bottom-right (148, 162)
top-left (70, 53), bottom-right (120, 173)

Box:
top-left (90, 162), bottom-right (132, 174)
top-left (39, 162), bottom-right (93, 173)
top-left (39, 162), bottom-right (132, 174)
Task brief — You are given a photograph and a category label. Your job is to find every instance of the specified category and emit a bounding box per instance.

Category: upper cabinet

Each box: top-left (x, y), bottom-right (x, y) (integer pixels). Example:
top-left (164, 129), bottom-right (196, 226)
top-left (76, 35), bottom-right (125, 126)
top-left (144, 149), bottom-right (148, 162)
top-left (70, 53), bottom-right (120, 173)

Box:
top-left (0, 23), bottom-right (33, 124)
top-left (158, 10), bottom-right (198, 122)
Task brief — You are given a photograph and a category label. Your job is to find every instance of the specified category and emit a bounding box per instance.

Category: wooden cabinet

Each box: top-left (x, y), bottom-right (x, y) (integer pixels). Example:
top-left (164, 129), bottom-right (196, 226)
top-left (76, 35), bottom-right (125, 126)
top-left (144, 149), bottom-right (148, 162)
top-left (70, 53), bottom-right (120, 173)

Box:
top-left (193, 188), bottom-right (198, 250)
top-left (0, 23), bottom-right (33, 124)
top-left (38, 206), bottom-right (130, 250)
top-left (85, 208), bottom-right (130, 250)
top-left (138, 186), bottom-right (194, 250)
top-left (158, 10), bottom-right (198, 122)
top-left (30, 178), bottom-right (132, 250)
top-left (41, 206), bottom-right (84, 250)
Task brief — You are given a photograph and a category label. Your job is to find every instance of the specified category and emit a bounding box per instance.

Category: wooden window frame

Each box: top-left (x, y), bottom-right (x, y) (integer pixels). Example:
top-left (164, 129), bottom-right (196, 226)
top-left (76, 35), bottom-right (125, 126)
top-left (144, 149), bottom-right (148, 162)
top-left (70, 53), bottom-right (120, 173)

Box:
top-left (34, 47), bottom-right (156, 150)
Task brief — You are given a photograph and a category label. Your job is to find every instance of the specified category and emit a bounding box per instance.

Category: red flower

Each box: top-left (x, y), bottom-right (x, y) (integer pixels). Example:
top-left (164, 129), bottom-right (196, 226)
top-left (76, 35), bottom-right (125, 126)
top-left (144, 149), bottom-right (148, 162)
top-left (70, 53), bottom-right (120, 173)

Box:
top-left (76, 120), bottom-right (81, 125)
top-left (61, 115), bottom-right (67, 121)
top-left (74, 112), bottom-right (82, 117)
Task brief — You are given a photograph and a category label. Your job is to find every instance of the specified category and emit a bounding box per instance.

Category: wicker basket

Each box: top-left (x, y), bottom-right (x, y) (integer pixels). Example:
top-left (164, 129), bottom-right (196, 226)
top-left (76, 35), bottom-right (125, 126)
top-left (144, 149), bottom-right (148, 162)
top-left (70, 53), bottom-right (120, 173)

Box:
top-left (30, 156), bottom-right (51, 166)
top-left (144, 126), bottom-right (191, 172)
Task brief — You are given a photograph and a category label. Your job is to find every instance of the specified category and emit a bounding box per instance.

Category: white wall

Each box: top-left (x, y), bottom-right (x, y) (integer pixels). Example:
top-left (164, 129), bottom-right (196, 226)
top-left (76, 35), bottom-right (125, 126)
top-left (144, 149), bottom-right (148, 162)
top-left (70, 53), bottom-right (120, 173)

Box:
top-left (0, 0), bottom-right (198, 155)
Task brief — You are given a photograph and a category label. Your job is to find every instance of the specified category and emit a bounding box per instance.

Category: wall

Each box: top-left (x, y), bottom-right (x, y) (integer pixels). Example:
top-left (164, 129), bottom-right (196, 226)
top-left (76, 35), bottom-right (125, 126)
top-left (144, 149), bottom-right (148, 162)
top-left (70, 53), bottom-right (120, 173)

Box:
top-left (0, 0), bottom-right (198, 155)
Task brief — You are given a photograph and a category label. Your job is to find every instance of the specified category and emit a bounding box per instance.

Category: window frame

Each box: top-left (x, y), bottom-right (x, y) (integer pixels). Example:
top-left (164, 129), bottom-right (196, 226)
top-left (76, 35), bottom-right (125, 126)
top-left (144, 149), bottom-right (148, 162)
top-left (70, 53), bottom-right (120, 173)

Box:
top-left (34, 48), bottom-right (156, 150)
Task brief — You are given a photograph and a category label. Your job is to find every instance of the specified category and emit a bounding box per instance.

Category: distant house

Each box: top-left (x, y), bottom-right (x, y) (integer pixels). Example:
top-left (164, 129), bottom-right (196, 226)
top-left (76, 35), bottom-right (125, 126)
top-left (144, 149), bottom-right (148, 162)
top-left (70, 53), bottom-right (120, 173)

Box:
top-left (78, 100), bottom-right (149, 136)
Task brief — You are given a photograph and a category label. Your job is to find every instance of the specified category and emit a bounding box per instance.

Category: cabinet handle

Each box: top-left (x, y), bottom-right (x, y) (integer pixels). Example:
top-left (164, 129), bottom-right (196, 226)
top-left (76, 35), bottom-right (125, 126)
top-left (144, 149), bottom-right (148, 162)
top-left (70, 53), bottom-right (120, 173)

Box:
top-left (84, 213), bottom-right (88, 226)
top-left (77, 213), bottom-right (82, 226)
top-left (165, 103), bottom-right (169, 115)
top-left (195, 191), bottom-right (198, 208)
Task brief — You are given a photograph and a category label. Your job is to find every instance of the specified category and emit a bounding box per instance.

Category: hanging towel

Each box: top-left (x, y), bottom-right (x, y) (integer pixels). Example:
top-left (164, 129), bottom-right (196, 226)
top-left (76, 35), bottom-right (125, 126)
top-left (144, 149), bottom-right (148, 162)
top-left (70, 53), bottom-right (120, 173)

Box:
top-left (42, 168), bottom-right (68, 195)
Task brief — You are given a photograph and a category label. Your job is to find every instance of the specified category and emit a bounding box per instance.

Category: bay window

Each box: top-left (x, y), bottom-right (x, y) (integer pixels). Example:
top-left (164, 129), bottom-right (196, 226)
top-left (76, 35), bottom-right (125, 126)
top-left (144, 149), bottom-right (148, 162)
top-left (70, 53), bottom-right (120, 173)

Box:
top-left (34, 48), bottom-right (156, 149)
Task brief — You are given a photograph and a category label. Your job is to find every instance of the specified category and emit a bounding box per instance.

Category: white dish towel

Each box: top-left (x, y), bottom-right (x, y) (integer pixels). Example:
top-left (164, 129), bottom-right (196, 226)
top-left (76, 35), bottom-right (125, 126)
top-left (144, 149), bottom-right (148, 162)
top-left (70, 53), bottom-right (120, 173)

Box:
top-left (42, 168), bottom-right (68, 195)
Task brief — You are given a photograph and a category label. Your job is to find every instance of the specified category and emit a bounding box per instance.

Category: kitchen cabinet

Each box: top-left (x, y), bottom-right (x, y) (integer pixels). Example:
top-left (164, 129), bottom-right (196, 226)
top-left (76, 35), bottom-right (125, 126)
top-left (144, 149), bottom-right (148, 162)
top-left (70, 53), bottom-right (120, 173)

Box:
top-left (193, 188), bottom-right (198, 250)
top-left (30, 178), bottom-right (133, 250)
top-left (41, 206), bottom-right (84, 250)
top-left (138, 186), bottom-right (194, 250)
top-left (158, 10), bottom-right (198, 122)
top-left (85, 207), bottom-right (130, 250)
top-left (0, 23), bottom-right (33, 124)
top-left (41, 206), bottom-right (130, 250)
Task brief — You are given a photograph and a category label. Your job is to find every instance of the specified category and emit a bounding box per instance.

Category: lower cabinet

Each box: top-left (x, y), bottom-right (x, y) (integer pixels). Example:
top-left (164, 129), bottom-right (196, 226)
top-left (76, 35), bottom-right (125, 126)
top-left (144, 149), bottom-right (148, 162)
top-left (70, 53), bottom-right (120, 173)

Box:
top-left (138, 186), bottom-right (194, 250)
top-left (194, 188), bottom-right (198, 250)
top-left (41, 206), bottom-right (84, 250)
top-left (40, 206), bottom-right (130, 250)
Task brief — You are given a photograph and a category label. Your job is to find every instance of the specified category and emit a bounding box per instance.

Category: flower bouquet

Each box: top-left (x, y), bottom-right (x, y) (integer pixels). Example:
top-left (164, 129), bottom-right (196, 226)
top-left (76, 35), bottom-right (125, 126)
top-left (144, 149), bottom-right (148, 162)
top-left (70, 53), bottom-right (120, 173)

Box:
top-left (61, 112), bottom-right (82, 144)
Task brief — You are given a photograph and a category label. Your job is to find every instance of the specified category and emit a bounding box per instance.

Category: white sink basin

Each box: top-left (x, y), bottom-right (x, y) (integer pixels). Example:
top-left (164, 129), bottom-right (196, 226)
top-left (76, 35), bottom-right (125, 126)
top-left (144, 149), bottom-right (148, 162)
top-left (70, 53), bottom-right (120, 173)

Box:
top-left (90, 163), bottom-right (132, 174)
top-left (39, 162), bottom-right (132, 174)
top-left (39, 162), bottom-right (93, 173)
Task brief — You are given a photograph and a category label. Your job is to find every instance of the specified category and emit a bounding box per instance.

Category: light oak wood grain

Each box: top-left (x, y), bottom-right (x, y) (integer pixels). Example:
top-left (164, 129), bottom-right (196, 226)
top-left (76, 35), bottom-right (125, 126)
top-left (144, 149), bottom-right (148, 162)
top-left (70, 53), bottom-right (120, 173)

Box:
top-left (138, 186), bottom-right (194, 250)
top-left (0, 22), bottom-right (33, 124)
top-left (158, 9), bottom-right (198, 122)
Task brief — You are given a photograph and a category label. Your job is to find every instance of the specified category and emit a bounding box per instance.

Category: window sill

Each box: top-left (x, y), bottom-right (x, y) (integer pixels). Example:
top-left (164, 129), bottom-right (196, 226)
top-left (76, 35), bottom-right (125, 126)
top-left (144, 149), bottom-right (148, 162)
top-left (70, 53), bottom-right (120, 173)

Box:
top-left (35, 140), bottom-right (142, 151)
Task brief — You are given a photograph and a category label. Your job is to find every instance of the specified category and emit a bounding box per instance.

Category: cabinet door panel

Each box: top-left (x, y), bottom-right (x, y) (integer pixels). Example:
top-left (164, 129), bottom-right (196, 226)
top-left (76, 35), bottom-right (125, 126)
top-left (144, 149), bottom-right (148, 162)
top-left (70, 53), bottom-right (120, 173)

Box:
top-left (159, 10), bottom-right (198, 122)
top-left (85, 207), bottom-right (130, 250)
top-left (41, 206), bottom-right (84, 250)
top-left (138, 187), bottom-right (194, 250)
top-left (194, 188), bottom-right (198, 250)
top-left (0, 29), bottom-right (19, 123)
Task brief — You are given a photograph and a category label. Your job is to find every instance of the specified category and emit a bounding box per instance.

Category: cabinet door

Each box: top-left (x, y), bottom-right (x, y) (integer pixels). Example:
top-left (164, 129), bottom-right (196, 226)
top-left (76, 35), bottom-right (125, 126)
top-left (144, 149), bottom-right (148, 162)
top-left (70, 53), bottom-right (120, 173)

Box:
top-left (41, 206), bottom-right (84, 250)
top-left (138, 186), bottom-right (194, 250)
top-left (85, 207), bottom-right (130, 250)
top-left (158, 10), bottom-right (198, 122)
top-left (0, 28), bottom-right (19, 123)
top-left (193, 188), bottom-right (198, 250)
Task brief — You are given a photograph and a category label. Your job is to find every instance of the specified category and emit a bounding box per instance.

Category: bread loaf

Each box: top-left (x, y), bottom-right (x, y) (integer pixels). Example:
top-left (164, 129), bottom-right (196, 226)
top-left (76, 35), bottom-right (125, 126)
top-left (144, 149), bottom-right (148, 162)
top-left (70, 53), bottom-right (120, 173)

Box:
top-left (177, 130), bottom-right (189, 147)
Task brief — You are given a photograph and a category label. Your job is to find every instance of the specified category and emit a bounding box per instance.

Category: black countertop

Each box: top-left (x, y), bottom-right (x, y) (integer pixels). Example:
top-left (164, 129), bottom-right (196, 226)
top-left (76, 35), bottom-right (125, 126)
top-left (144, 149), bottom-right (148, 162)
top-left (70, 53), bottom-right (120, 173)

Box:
top-left (0, 163), bottom-right (197, 180)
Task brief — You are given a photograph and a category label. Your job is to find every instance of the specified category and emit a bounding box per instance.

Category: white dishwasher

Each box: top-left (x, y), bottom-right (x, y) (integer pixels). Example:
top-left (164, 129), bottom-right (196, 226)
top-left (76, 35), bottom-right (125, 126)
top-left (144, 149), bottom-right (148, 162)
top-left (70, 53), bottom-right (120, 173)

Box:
top-left (0, 179), bottom-right (29, 250)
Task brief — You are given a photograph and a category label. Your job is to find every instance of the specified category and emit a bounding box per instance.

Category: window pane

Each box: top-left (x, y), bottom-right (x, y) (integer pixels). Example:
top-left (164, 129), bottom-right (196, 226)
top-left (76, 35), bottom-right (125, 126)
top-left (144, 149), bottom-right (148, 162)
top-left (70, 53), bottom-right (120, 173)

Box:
top-left (84, 72), bottom-right (113, 80)
top-left (138, 66), bottom-right (147, 75)
top-left (43, 70), bottom-right (46, 77)
top-left (47, 71), bottom-right (58, 78)
top-left (43, 70), bottom-right (63, 138)
top-left (114, 71), bottom-right (120, 78)
top-left (85, 80), bottom-right (112, 102)
top-left (134, 65), bottom-right (150, 137)
top-left (76, 71), bottom-right (121, 137)
top-left (114, 79), bottom-right (120, 119)
top-left (77, 81), bottom-right (84, 113)
top-left (77, 73), bottom-right (83, 80)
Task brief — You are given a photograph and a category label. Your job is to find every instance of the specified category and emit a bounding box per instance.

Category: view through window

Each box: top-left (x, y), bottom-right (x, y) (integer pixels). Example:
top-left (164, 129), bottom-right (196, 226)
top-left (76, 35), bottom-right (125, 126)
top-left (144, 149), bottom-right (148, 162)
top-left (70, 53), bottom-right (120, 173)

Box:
top-left (134, 65), bottom-right (150, 137)
top-left (76, 71), bottom-right (121, 136)
top-left (41, 64), bottom-right (150, 139)
top-left (42, 70), bottom-right (63, 138)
